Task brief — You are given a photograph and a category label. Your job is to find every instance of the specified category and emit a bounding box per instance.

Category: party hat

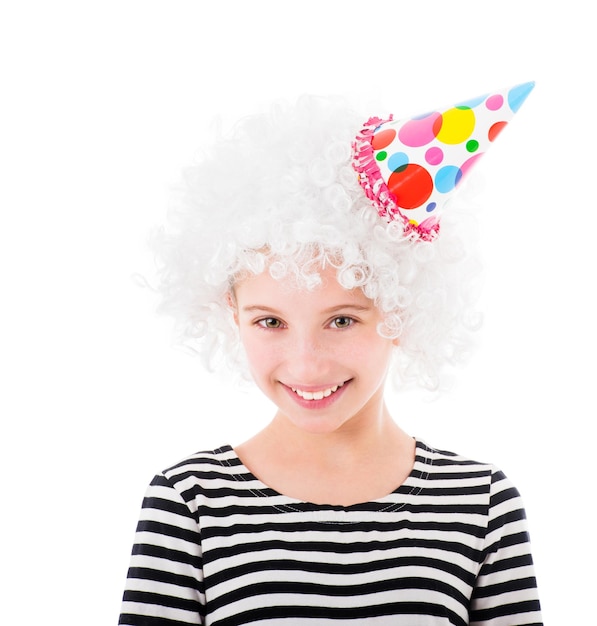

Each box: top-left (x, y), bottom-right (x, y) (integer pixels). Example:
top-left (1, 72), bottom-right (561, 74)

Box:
top-left (352, 81), bottom-right (535, 240)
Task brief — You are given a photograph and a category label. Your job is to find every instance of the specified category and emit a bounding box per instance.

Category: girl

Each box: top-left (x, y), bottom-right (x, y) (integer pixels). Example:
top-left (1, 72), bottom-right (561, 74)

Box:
top-left (119, 86), bottom-right (542, 625)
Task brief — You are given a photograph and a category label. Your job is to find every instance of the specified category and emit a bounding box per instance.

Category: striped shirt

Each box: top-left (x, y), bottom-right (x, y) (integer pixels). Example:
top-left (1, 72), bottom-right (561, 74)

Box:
top-left (119, 440), bottom-right (542, 625)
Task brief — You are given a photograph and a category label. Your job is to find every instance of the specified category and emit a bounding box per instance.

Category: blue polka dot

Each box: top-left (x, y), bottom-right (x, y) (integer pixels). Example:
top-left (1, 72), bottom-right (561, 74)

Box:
top-left (388, 151), bottom-right (409, 172)
top-left (456, 94), bottom-right (487, 109)
top-left (435, 165), bottom-right (462, 193)
top-left (426, 202), bottom-right (437, 213)
top-left (508, 81), bottom-right (535, 112)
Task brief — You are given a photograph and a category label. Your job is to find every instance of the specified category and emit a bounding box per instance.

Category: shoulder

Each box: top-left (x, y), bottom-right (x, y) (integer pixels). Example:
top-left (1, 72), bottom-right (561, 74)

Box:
top-left (164, 444), bottom-right (240, 472)
top-left (151, 445), bottom-right (268, 504)
top-left (415, 440), bottom-right (527, 516)
top-left (416, 439), bottom-right (495, 475)
top-left (137, 446), bottom-right (249, 520)
top-left (415, 440), bottom-right (521, 497)
top-left (160, 444), bottom-right (247, 486)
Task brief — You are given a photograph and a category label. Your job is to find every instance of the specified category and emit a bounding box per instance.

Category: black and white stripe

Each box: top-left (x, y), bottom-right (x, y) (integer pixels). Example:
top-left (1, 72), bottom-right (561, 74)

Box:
top-left (119, 440), bottom-right (542, 625)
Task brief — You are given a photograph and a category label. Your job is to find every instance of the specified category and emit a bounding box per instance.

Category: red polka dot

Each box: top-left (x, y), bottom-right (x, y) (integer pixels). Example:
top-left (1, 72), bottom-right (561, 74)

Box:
top-left (488, 121), bottom-right (508, 142)
top-left (372, 128), bottom-right (396, 150)
top-left (387, 164), bottom-right (433, 210)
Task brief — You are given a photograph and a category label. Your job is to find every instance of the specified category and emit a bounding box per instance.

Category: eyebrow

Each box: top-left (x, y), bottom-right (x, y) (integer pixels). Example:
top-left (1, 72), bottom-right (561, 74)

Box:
top-left (241, 304), bottom-right (373, 314)
top-left (322, 304), bottom-right (372, 314)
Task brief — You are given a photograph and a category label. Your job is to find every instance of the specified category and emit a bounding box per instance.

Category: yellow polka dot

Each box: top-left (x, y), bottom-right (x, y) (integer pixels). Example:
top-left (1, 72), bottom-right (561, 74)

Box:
top-left (436, 107), bottom-right (475, 145)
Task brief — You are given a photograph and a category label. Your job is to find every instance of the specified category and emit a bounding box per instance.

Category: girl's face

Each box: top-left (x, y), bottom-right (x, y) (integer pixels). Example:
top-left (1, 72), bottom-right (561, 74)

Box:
top-left (232, 265), bottom-right (397, 436)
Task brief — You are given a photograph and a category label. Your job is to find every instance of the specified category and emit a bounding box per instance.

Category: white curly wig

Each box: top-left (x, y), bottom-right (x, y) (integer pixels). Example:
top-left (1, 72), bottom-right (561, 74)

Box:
top-left (151, 94), bottom-right (483, 391)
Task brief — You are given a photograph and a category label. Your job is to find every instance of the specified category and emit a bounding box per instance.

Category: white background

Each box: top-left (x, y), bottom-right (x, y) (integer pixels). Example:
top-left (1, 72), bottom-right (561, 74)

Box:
top-left (1, 1), bottom-right (594, 623)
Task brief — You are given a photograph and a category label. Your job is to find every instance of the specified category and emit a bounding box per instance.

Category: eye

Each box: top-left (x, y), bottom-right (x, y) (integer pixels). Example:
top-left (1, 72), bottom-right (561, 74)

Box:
top-left (330, 316), bottom-right (353, 329)
top-left (257, 317), bottom-right (283, 329)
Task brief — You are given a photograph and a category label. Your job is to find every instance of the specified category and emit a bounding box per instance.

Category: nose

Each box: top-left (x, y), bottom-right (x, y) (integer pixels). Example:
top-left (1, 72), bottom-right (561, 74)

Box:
top-left (285, 329), bottom-right (332, 383)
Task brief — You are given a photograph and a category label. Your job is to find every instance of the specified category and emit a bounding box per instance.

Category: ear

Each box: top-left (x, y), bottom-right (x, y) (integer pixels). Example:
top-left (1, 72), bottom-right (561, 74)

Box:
top-left (226, 290), bottom-right (239, 326)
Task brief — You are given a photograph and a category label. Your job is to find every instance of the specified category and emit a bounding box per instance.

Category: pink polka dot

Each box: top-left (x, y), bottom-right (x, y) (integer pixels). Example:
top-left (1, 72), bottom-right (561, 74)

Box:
top-left (398, 112), bottom-right (442, 147)
top-left (425, 146), bottom-right (444, 165)
top-left (460, 153), bottom-right (483, 178)
top-left (486, 94), bottom-right (504, 111)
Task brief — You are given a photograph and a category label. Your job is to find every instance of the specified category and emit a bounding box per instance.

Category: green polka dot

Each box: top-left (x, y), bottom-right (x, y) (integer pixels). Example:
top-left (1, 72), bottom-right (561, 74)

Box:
top-left (466, 139), bottom-right (479, 153)
top-left (376, 151), bottom-right (388, 161)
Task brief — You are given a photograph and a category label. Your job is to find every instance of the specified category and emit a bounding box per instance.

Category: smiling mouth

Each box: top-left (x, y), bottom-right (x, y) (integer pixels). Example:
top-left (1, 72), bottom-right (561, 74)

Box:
top-left (289, 382), bottom-right (346, 401)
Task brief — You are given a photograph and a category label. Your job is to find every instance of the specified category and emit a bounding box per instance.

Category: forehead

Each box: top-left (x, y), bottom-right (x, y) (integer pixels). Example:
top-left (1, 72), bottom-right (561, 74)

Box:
top-left (234, 266), bottom-right (372, 309)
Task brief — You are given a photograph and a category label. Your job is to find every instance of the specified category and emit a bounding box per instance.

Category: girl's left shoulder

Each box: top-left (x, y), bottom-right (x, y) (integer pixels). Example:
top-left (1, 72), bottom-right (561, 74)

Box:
top-left (414, 439), bottom-right (522, 499)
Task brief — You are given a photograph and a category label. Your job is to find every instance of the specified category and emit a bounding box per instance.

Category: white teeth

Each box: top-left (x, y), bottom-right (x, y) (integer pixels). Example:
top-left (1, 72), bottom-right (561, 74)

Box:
top-left (291, 382), bottom-right (344, 401)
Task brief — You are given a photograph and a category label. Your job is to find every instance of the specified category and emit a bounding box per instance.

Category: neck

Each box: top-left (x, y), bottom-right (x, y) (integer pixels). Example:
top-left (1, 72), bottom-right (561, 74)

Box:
top-left (266, 401), bottom-right (405, 470)
top-left (235, 401), bottom-right (416, 507)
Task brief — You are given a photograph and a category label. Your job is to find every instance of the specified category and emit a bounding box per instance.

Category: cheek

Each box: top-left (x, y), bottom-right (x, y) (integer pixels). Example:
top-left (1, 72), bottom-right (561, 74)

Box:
top-left (238, 332), bottom-right (258, 362)
top-left (239, 333), bottom-right (278, 373)
top-left (354, 335), bottom-right (395, 372)
top-left (351, 328), bottom-right (394, 356)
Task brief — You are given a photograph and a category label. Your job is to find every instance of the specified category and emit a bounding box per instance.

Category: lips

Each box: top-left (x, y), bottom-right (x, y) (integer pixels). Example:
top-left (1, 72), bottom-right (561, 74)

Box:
top-left (282, 380), bottom-right (351, 409)
top-left (290, 382), bottom-right (345, 401)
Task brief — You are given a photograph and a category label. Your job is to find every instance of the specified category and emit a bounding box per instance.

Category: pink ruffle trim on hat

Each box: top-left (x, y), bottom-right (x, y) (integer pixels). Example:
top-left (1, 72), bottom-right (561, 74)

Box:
top-left (352, 116), bottom-right (439, 242)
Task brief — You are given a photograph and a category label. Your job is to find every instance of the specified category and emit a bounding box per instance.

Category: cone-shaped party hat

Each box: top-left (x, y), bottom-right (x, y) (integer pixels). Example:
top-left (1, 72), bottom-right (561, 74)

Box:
top-left (352, 81), bottom-right (535, 240)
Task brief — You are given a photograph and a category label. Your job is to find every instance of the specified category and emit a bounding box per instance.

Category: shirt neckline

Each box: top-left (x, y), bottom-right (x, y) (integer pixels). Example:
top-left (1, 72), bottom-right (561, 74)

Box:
top-left (216, 439), bottom-right (433, 515)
